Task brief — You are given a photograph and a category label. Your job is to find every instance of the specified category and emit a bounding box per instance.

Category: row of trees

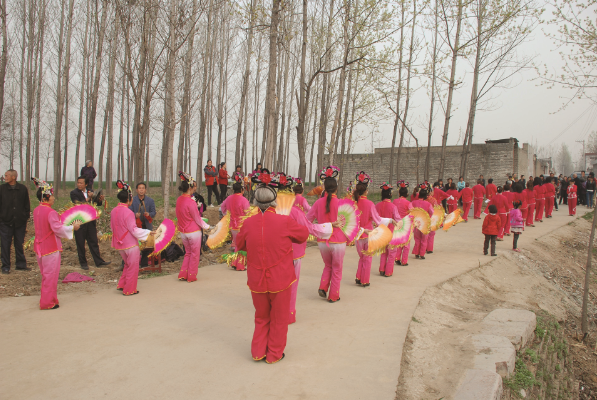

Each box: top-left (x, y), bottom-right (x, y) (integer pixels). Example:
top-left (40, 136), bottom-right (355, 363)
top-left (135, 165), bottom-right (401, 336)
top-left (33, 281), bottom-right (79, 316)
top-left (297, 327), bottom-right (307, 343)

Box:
top-left (0, 0), bottom-right (586, 211)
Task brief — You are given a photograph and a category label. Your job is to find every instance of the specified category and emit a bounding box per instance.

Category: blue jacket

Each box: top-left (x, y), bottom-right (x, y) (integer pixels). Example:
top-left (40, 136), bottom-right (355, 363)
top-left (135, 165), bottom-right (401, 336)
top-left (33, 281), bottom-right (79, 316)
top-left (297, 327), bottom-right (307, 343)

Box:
top-left (129, 195), bottom-right (157, 230)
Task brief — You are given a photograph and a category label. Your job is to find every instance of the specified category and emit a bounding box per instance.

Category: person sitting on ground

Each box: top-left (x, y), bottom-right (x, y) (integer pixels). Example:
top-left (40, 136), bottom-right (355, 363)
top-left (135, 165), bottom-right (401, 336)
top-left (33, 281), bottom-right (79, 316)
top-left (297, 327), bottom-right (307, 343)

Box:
top-left (482, 204), bottom-right (500, 256)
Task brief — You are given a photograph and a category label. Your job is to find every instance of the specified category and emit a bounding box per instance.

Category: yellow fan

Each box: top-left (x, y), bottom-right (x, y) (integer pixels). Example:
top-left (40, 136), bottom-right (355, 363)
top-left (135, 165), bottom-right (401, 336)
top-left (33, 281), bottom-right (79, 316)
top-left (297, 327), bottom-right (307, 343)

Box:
top-left (276, 192), bottom-right (296, 216)
top-left (443, 209), bottom-right (464, 231)
top-left (409, 207), bottom-right (432, 234)
top-left (207, 212), bottom-right (231, 249)
top-left (430, 205), bottom-right (446, 232)
top-left (307, 185), bottom-right (324, 196)
top-left (364, 224), bottom-right (393, 256)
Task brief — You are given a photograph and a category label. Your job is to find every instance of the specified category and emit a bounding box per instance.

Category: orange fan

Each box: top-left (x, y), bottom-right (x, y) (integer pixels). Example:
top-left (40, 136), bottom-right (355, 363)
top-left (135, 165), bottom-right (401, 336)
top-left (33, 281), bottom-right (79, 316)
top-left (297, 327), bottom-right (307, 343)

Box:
top-left (430, 205), bottom-right (446, 232)
top-left (307, 185), bottom-right (324, 196)
top-left (364, 224), bottom-right (393, 256)
top-left (409, 207), bottom-right (432, 234)
top-left (276, 192), bottom-right (296, 216)
top-left (207, 212), bottom-right (231, 249)
top-left (443, 209), bottom-right (464, 231)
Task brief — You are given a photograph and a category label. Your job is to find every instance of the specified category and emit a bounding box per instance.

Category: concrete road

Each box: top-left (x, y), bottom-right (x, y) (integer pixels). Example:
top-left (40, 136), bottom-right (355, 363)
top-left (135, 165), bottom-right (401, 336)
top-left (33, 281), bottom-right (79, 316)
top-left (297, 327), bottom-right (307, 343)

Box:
top-left (0, 206), bottom-right (587, 399)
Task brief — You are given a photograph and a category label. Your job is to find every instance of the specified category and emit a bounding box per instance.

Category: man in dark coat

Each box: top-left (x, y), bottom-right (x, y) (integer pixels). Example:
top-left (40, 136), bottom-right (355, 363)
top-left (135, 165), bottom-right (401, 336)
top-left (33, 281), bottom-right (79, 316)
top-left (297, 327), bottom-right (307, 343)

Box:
top-left (70, 176), bottom-right (110, 270)
top-left (0, 170), bottom-right (30, 274)
top-left (80, 160), bottom-right (97, 191)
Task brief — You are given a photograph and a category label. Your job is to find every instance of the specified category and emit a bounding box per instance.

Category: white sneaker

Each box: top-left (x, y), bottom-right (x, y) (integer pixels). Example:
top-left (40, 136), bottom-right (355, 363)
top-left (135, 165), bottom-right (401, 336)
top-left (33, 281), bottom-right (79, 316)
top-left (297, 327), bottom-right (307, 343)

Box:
top-left (210, 204), bottom-right (215, 208)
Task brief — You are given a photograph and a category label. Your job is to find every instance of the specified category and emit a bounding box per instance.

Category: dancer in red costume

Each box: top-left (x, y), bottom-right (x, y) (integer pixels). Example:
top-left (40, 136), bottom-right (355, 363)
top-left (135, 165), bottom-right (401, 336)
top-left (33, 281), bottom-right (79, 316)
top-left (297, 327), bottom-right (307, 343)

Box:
top-left (486, 179), bottom-right (497, 200)
top-left (236, 173), bottom-right (309, 364)
top-left (534, 177), bottom-right (545, 222)
top-left (176, 171), bottom-right (212, 282)
top-left (306, 166), bottom-right (346, 303)
top-left (484, 186), bottom-right (511, 240)
top-left (111, 180), bottom-right (153, 295)
top-left (31, 178), bottom-right (80, 309)
top-left (503, 184), bottom-right (515, 235)
top-left (446, 183), bottom-right (461, 214)
top-left (460, 183), bottom-right (474, 221)
top-left (524, 181), bottom-right (536, 227)
top-left (544, 177), bottom-right (556, 218)
top-left (375, 183), bottom-right (401, 277)
top-left (472, 179), bottom-right (486, 219)
top-left (513, 182), bottom-right (528, 228)
top-left (568, 180), bottom-right (578, 216)
top-left (393, 181), bottom-right (413, 266)
top-left (221, 172), bottom-right (251, 270)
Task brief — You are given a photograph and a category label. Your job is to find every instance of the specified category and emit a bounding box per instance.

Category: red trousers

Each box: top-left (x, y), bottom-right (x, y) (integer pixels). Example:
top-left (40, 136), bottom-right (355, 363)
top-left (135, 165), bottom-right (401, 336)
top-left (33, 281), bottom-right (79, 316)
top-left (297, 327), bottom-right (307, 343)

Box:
top-left (521, 207), bottom-right (528, 227)
top-left (251, 288), bottom-right (291, 363)
top-left (545, 196), bottom-right (554, 217)
top-left (318, 243), bottom-right (346, 301)
top-left (504, 212), bottom-right (511, 234)
top-left (448, 203), bottom-right (458, 214)
top-left (474, 198), bottom-right (484, 219)
top-left (118, 247), bottom-right (140, 295)
top-left (231, 230), bottom-right (246, 271)
top-left (289, 259), bottom-right (301, 324)
top-left (526, 204), bottom-right (535, 225)
top-left (463, 201), bottom-right (472, 221)
top-left (427, 231), bottom-right (435, 252)
top-left (569, 198), bottom-right (577, 215)
top-left (412, 229), bottom-right (428, 257)
top-left (535, 199), bottom-right (545, 221)
top-left (498, 213), bottom-right (507, 239)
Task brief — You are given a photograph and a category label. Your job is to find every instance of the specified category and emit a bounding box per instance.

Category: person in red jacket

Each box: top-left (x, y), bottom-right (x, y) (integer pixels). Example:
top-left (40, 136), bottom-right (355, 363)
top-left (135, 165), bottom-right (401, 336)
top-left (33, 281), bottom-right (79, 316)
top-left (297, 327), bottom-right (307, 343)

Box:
top-left (524, 180), bottom-right (536, 227)
top-left (460, 182), bottom-right (474, 221)
top-left (486, 178), bottom-right (497, 200)
top-left (236, 176), bottom-right (309, 364)
top-left (503, 184), bottom-right (516, 235)
top-left (204, 159), bottom-right (220, 206)
top-left (217, 162), bottom-right (230, 204)
top-left (446, 183), bottom-right (461, 214)
top-left (568, 180), bottom-right (578, 215)
top-left (472, 179), bottom-right (486, 219)
top-left (534, 177), bottom-right (545, 222)
top-left (543, 177), bottom-right (556, 218)
top-left (484, 186), bottom-right (510, 240)
top-left (482, 204), bottom-right (501, 256)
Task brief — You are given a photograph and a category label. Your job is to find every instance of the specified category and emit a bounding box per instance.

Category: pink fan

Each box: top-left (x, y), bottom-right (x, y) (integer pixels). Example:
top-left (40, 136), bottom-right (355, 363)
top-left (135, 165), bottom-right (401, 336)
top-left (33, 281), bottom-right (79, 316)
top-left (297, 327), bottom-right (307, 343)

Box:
top-left (337, 198), bottom-right (361, 242)
top-left (148, 219), bottom-right (177, 257)
top-left (389, 215), bottom-right (414, 248)
top-left (60, 204), bottom-right (100, 226)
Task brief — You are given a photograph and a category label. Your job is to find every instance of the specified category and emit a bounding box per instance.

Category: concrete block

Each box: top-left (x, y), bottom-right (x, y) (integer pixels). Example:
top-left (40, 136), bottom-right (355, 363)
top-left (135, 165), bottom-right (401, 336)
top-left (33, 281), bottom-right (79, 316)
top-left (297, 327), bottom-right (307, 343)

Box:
top-left (453, 369), bottom-right (503, 400)
top-left (482, 309), bottom-right (536, 350)
top-left (472, 334), bottom-right (516, 377)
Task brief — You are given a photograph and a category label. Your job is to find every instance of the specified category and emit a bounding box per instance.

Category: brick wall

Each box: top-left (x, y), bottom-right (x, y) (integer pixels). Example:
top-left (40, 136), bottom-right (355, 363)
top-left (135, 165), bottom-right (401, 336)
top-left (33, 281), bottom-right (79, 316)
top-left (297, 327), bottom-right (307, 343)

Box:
top-left (326, 139), bottom-right (526, 189)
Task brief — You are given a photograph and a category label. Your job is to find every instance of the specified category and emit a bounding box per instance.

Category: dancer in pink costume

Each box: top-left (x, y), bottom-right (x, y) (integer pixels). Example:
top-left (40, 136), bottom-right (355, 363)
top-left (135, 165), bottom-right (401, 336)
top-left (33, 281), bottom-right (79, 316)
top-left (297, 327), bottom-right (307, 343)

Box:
top-left (31, 178), bottom-right (80, 310)
top-left (221, 172), bottom-right (251, 270)
top-left (176, 171), bottom-right (212, 282)
top-left (111, 180), bottom-right (152, 295)
top-left (306, 166), bottom-right (346, 303)
top-left (292, 178), bottom-right (311, 213)
top-left (393, 181), bottom-right (413, 266)
top-left (411, 184), bottom-right (435, 260)
top-left (484, 186), bottom-right (511, 240)
top-left (375, 183), bottom-right (401, 277)
top-left (425, 187), bottom-right (440, 254)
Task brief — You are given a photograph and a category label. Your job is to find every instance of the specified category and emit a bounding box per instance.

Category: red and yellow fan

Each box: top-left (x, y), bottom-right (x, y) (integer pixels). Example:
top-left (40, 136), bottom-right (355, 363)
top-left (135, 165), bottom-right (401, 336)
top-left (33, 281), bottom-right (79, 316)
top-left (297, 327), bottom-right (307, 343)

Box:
top-left (409, 207), bottom-right (431, 234)
top-left (307, 185), bottom-right (324, 196)
top-left (430, 205), bottom-right (445, 232)
top-left (276, 192), bottom-right (296, 216)
top-left (364, 224), bottom-right (393, 256)
top-left (207, 212), bottom-right (231, 249)
top-left (443, 208), bottom-right (465, 231)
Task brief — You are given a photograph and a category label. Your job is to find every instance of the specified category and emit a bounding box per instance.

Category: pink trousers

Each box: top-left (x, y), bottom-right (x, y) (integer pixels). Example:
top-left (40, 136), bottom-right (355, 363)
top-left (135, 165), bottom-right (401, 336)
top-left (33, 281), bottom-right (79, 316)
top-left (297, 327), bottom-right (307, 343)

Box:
top-left (395, 240), bottom-right (411, 265)
top-left (463, 201), bottom-right (472, 221)
top-left (412, 229), bottom-right (428, 257)
top-left (318, 242), bottom-right (346, 301)
top-left (355, 238), bottom-right (372, 284)
top-left (251, 288), bottom-right (291, 363)
top-left (380, 247), bottom-right (398, 276)
top-left (231, 230), bottom-right (246, 271)
top-left (36, 251), bottom-right (61, 310)
top-left (427, 231), bottom-right (436, 252)
top-left (179, 231), bottom-right (202, 282)
top-left (118, 246), bottom-right (140, 295)
top-left (289, 259), bottom-right (302, 324)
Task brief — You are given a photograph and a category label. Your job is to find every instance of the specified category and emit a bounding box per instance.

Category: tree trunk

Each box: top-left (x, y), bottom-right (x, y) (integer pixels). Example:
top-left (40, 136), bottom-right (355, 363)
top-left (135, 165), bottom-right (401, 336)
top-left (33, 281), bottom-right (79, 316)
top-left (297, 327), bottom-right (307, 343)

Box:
top-left (52, 0), bottom-right (67, 195)
top-left (33, 0), bottom-right (47, 178)
top-left (296, 0), bottom-right (309, 179)
top-left (317, 0), bottom-right (335, 172)
top-left (0, 0), bottom-right (8, 132)
top-left (236, 0), bottom-right (255, 168)
top-left (263, 0), bottom-right (281, 168)
top-left (388, 0), bottom-right (405, 184)
top-left (582, 206), bottom-right (597, 336)
top-left (425, 0), bottom-right (439, 181)
top-left (99, 22), bottom-right (118, 191)
top-left (61, 0), bottom-right (74, 189)
top-left (75, 0), bottom-right (90, 180)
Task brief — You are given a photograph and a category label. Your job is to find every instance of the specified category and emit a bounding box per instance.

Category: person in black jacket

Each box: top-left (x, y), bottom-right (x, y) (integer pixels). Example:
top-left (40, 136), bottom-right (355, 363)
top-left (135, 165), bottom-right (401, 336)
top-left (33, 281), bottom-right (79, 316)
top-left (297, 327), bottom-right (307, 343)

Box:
top-left (70, 176), bottom-right (111, 270)
top-left (0, 170), bottom-right (30, 274)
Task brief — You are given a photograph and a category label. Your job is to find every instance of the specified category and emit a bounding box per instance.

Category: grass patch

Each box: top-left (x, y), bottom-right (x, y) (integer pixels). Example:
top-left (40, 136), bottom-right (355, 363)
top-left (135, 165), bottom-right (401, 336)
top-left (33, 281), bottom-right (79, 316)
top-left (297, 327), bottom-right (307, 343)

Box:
top-left (411, 317), bottom-right (420, 323)
top-left (525, 348), bottom-right (539, 363)
top-left (138, 271), bottom-right (171, 279)
top-left (504, 357), bottom-right (540, 393)
top-left (583, 210), bottom-right (594, 221)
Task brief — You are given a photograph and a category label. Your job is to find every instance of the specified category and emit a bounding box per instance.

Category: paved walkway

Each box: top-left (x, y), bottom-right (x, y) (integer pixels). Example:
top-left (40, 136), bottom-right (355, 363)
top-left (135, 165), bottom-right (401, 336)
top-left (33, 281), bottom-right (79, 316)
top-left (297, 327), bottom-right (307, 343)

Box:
top-left (0, 206), bottom-right (588, 399)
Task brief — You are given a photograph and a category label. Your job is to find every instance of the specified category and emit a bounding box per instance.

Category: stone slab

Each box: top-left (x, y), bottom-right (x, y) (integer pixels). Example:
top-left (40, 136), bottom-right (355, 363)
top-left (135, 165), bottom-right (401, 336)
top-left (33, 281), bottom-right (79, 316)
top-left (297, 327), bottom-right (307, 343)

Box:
top-left (472, 334), bottom-right (516, 377)
top-left (453, 369), bottom-right (503, 400)
top-left (482, 309), bottom-right (536, 350)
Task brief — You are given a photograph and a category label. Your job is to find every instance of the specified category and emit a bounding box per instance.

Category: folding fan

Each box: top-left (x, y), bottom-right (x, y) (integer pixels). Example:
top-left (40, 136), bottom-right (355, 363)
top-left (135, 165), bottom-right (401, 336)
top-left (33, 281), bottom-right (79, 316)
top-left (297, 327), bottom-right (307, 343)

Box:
top-left (60, 204), bottom-right (100, 226)
top-left (443, 209), bottom-right (465, 231)
top-left (409, 207), bottom-right (432, 234)
top-left (148, 219), bottom-right (177, 257)
top-left (389, 215), bottom-right (414, 248)
top-left (430, 205), bottom-right (446, 232)
top-left (207, 212), bottom-right (231, 249)
top-left (307, 185), bottom-right (324, 196)
top-left (276, 192), bottom-right (296, 216)
top-left (337, 198), bottom-right (361, 242)
top-left (364, 224), bottom-right (393, 256)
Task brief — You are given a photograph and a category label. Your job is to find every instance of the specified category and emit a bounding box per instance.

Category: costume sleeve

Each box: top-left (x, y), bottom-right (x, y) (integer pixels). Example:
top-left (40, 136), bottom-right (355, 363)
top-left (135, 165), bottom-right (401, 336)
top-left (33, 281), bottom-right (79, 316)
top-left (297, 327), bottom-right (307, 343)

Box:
top-left (242, 197), bottom-right (251, 213)
top-left (125, 212), bottom-right (151, 241)
top-left (306, 200), bottom-right (318, 222)
top-left (286, 217), bottom-right (310, 244)
top-left (220, 196), bottom-right (230, 214)
top-left (301, 197), bottom-right (311, 212)
top-left (192, 205), bottom-right (210, 230)
top-left (370, 204), bottom-right (383, 225)
top-left (482, 217), bottom-right (488, 231)
top-left (48, 210), bottom-right (74, 240)
top-left (438, 189), bottom-right (449, 200)
top-left (236, 225), bottom-right (248, 251)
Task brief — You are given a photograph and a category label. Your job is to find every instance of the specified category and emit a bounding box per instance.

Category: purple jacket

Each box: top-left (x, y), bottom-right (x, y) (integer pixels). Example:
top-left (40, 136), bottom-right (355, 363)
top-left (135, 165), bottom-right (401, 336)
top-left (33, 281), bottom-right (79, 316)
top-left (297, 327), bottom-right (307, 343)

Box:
top-left (510, 208), bottom-right (524, 228)
top-left (80, 166), bottom-right (97, 185)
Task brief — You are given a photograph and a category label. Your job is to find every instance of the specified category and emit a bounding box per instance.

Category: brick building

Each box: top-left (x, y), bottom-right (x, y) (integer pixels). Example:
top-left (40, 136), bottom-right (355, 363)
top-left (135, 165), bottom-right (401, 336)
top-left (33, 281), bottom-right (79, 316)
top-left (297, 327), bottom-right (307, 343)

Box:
top-left (325, 138), bottom-right (548, 188)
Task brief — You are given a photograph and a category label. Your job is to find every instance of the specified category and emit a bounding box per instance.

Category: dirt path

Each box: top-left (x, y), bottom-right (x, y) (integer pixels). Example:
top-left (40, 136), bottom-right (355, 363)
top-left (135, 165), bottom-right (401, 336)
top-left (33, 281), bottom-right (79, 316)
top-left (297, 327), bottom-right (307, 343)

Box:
top-left (0, 207), bottom-right (589, 399)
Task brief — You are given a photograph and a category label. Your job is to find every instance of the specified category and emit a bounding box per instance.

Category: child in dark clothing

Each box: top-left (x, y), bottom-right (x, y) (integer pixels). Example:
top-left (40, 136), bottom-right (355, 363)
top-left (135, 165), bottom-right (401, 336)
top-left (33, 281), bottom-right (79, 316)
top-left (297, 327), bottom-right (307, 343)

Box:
top-left (482, 204), bottom-right (501, 256)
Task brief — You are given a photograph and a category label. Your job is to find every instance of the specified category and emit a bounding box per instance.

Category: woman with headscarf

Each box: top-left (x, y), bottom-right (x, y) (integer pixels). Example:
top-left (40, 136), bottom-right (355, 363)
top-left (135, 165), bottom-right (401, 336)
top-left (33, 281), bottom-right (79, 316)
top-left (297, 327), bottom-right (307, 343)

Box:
top-left (306, 166), bottom-right (346, 303)
top-left (176, 172), bottom-right (212, 282)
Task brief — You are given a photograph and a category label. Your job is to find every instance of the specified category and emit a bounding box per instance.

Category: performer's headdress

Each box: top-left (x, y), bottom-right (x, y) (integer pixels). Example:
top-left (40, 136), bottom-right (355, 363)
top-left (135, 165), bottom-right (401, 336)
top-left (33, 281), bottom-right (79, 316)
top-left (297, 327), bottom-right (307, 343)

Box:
top-left (178, 171), bottom-right (196, 186)
top-left (293, 177), bottom-right (304, 187)
top-left (355, 171), bottom-right (371, 187)
top-left (31, 177), bottom-right (53, 198)
top-left (233, 172), bottom-right (244, 183)
top-left (397, 180), bottom-right (409, 188)
top-left (252, 168), bottom-right (279, 205)
top-left (319, 165), bottom-right (340, 182)
top-left (116, 180), bottom-right (132, 196)
top-left (418, 182), bottom-right (429, 190)
top-left (345, 180), bottom-right (354, 196)
top-left (380, 182), bottom-right (393, 191)
top-left (276, 172), bottom-right (294, 190)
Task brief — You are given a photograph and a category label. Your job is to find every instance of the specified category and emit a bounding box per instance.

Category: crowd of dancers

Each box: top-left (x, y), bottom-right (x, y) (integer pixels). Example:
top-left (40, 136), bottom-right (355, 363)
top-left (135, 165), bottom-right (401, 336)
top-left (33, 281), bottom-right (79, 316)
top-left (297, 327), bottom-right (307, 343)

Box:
top-left (13, 164), bottom-right (585, 364)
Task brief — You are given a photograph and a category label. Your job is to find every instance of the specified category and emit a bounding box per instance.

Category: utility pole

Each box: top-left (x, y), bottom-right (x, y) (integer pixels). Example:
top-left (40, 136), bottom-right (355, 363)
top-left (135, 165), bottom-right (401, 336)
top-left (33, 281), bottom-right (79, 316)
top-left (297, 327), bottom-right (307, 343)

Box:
top-left (577, 139), bottom-right (586, 171)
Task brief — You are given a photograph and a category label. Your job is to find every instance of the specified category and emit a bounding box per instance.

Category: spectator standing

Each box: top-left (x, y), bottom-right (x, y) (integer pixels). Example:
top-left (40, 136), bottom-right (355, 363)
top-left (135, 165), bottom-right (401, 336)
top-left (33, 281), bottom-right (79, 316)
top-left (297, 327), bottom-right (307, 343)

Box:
top-left (218, 162), bottom-right (230, 204)
top-left (130, 182), bottom-right (156, 230)
top-left (80, 160), bottom-right (97, 191)
top-left (586, 176), bottom-right (595, 208)
top-left (0, 170), bottom-right (30, 274)
top-left (204, 159), bottom-right (219, 207)
top-left (479, 174), bottom-right (486, 187)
